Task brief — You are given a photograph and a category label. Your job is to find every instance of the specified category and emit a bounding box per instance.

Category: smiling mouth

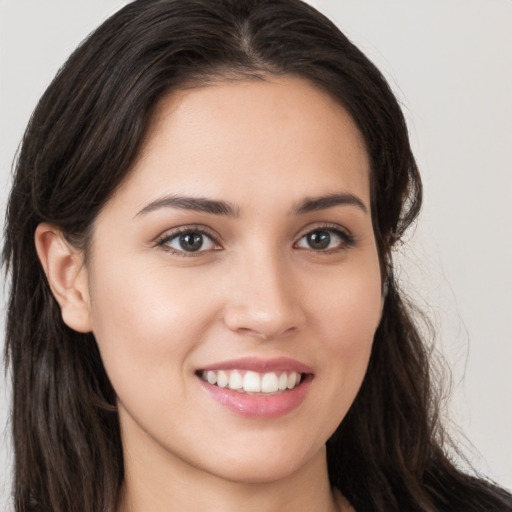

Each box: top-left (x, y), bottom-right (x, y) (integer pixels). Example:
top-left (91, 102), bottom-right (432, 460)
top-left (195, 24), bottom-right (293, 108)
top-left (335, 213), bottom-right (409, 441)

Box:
top-left (197, 369), bottom-right (304, 395)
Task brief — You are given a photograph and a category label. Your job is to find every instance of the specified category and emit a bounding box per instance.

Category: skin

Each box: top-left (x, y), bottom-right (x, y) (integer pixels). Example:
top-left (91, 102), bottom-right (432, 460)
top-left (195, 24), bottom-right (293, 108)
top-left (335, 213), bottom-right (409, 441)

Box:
top-left (36, 77), bottom-right (382, 512)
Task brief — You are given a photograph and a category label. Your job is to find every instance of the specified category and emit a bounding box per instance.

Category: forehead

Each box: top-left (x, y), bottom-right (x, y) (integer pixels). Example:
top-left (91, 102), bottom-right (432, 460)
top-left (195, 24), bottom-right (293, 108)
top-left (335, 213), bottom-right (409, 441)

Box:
top-left (110, 76), bottom-right (371, 213)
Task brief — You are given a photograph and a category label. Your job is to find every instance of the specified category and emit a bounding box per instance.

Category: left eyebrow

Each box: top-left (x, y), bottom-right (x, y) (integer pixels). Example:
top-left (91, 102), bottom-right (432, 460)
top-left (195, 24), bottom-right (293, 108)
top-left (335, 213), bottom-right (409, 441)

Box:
top-left (135, 195), bottom-right (240, 218)
top-left (293, 192), bottom-right (368, 215)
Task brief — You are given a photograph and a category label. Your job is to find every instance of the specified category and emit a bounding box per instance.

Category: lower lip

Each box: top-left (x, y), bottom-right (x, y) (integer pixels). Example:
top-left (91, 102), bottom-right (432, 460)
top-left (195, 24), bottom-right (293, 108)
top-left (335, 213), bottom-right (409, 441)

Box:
top-left (198, 375), bottom-right (312, 419)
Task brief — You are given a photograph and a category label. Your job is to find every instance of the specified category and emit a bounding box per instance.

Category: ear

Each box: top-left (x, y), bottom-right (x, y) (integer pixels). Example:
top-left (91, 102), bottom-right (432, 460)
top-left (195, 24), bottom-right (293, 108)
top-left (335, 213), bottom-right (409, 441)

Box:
top-left (34, 223), bottom-right (93, 333)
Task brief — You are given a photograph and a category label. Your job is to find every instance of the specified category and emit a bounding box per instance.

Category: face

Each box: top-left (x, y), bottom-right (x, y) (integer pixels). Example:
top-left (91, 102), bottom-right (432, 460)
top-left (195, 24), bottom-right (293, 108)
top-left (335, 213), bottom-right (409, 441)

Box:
top-left (82, 77), bottom-right (383, 484)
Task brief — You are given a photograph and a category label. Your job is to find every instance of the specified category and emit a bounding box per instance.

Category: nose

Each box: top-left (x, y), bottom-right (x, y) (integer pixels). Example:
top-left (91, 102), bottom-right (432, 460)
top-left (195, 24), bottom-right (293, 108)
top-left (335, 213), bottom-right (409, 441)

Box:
top-left (222, 252), bottom-right (306, 340)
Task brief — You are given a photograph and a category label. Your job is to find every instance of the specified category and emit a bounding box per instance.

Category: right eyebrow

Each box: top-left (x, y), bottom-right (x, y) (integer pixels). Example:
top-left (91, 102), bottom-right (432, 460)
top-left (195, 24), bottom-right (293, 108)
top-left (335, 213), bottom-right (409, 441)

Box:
top-left (135, 195), bottom-right (240, 218)
top-left (293, 192), bottom-right (368, 215)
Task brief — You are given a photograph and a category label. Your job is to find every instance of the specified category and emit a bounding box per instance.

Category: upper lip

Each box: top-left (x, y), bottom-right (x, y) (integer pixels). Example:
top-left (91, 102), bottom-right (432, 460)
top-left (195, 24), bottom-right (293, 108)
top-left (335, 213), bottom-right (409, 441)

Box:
top-left (198, 357), bottom-right (313, 374)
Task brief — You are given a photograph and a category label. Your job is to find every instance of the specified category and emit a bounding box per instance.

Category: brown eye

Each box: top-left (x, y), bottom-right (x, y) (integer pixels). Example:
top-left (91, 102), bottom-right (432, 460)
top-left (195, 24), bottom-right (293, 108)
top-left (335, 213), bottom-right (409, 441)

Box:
top-left (306, 230), bottom-right (332, 250)
top-left (178, 232), bottom-right (205, 252)
top-left (295, 227), bottom-right (354, 251)
top-left (162, 230), bottom-right (217, 253)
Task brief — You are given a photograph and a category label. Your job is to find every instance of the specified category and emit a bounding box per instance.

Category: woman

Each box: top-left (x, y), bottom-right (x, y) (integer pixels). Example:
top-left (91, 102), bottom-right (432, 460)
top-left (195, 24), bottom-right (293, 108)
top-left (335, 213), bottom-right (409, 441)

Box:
top-left (2, 0), bottom-right (511, 510)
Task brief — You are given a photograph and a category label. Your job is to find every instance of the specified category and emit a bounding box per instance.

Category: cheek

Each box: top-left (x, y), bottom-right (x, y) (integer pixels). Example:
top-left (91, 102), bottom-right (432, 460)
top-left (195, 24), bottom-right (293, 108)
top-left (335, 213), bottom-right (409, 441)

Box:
top-left (86, 257), bottom-right (218, 397)
top-left (320, 291), bottom-right (377, 388)
top-left (305, 254), bottom-right (382, 410)
top-left (311, 255), bottom-right (382, 348)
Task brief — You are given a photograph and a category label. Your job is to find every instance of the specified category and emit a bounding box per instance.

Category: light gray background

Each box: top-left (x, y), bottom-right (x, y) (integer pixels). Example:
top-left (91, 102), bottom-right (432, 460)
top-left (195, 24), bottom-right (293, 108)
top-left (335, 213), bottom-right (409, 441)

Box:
top-left (1, 0), bottom-right (511, 508)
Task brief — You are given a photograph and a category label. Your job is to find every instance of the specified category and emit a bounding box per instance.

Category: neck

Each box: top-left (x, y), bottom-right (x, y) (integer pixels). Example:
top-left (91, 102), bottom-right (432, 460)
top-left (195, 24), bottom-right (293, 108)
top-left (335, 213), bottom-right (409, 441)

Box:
top-left (118, 443), bottom-right (345, 512)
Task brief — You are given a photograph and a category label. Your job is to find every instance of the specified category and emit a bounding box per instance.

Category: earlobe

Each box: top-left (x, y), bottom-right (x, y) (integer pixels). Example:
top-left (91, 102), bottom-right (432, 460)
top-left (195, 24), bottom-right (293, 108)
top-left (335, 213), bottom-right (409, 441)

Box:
top-left (34, 223), bottom-right (93, 333)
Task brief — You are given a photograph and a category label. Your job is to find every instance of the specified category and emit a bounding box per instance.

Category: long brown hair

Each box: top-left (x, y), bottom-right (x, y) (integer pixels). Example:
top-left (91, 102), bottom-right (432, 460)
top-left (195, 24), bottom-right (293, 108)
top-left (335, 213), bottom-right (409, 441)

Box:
top-left (3, 0), bottom-right (511, 511)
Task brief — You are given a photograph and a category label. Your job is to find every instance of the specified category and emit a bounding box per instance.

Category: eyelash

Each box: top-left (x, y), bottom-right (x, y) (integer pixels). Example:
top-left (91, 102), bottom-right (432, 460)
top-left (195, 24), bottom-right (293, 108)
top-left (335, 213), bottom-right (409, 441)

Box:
top-left (295, 223), bottom-right (356, 253)
top-left (156, 226), bottom-right (222, 257)
top-left (155, 223), bottom-right (355, 256)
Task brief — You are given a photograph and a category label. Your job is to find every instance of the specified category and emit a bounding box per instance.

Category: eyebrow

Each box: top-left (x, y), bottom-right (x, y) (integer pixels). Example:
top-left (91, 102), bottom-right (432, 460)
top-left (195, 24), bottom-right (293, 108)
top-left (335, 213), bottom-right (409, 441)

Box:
top-left (293, 192), bottom-right (368, 214)
top-left (135, 195), bottom-right (239, 218)
top-left (135, 191), bottom-right (367, 218)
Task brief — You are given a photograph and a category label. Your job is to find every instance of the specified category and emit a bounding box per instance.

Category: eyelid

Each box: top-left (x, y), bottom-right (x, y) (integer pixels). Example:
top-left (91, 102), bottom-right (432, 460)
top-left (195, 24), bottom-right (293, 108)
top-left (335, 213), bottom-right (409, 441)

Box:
top-left (295, 222), bottom-right (353, 239)
top-left (154, 225), bottom-right (223, 254)
top-left (152, 222), bottom-right (355, 255)
top-left (294, 222), bottom-right (356, 250)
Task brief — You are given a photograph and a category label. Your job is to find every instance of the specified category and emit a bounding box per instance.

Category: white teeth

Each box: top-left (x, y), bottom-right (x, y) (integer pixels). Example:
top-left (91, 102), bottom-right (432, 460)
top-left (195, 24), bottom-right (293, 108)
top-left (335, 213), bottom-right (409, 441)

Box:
top-left (201, 369), bottom-right (303, 394)
top-left (243, 371), bottom-right (261, 393)
top-left (278, 372), bottom-right (288, 390)
top-left (261, 372), bottom-right (279, 393)
top-left (228, 370), bottom-right (243, 390)
top-left (217, 370), bottom-right (228, 388)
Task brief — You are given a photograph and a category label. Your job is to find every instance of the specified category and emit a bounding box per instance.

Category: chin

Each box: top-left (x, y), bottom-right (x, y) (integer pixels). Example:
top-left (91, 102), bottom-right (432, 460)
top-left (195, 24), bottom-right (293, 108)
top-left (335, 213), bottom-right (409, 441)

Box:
top-left (197, 440), bottom-right (322, 485)
top-left (210, 461), bottom-right (304, 485)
